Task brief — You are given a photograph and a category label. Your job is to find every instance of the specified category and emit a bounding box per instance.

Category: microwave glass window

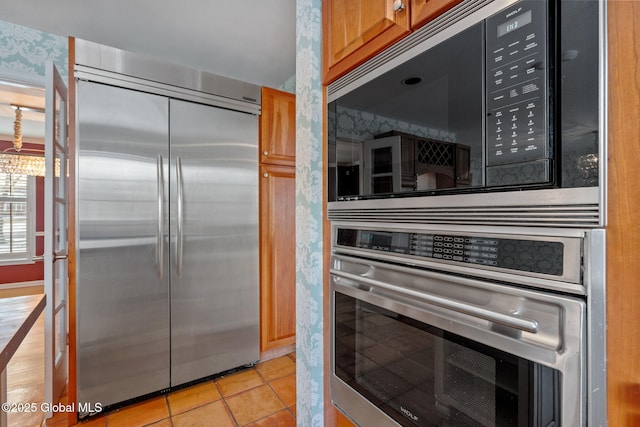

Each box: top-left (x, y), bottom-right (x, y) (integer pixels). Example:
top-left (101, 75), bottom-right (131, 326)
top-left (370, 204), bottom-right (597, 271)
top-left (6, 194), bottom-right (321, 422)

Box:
top-left (333, 292), bottom-right (560, 426)
top-left (329, 22), bottom-right (484, 200)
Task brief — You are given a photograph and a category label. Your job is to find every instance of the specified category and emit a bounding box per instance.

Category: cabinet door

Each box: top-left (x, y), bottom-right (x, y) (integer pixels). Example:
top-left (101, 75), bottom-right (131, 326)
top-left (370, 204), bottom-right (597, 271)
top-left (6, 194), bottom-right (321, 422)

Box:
top-left (260, 164), bottom-right (296, 352)
top-left (260, 87), bottom-right (296, 166)
top-left (410, 0), bottom-right (464, 30)
top-left (324, 0), bottom-right (411, 84)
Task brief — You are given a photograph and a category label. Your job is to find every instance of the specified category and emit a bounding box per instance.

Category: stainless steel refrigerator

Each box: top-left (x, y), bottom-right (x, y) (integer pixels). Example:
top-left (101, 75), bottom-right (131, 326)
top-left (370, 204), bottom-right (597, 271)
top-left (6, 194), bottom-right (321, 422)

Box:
top-left (75, 41), bottom-right (260, 413)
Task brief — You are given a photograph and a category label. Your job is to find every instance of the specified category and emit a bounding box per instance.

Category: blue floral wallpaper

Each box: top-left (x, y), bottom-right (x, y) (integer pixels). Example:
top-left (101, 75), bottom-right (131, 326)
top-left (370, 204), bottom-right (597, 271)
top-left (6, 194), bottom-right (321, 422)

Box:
top-left (335, 105), bottom-right (456, 142)
top-left (296, 0), bottom-right (324, 426)
top-left (280, 74), bottom-right (296, 94)
top-left (0, 20), bottom-right (68, 84)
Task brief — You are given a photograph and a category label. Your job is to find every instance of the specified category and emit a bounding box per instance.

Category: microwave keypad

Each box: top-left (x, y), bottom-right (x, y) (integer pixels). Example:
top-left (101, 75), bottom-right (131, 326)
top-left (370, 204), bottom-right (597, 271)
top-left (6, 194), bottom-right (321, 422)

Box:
top-left (485, 1), bottom-right (548, 167)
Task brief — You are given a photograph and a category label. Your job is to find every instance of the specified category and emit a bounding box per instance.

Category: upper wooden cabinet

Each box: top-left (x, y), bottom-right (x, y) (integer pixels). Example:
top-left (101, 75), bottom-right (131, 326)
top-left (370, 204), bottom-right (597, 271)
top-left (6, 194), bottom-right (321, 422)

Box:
top-left (323, 0), bottom-right (467, 84)
top-left (410, 0), bottom-right (464, 29)
top-left (323, 0), bottom-right (411, 84)
top-left (260, 87), bottom-right (296, 166)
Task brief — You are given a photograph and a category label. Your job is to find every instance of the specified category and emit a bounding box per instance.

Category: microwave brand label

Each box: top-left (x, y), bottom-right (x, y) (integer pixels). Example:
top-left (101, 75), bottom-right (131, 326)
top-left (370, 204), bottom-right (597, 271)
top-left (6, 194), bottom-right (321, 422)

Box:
top-left (506, 7), bottom-right (523, 18)
top-left (400, 406), bottom-right (419, 422)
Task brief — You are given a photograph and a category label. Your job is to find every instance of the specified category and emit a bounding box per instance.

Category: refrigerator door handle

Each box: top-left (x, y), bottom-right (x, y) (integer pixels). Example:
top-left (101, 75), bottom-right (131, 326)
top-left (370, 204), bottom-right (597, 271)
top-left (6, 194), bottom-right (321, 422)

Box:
top-left (157, 155), bottom-right (165, 278)
top-left (176, 156), bottom-right (184, 276)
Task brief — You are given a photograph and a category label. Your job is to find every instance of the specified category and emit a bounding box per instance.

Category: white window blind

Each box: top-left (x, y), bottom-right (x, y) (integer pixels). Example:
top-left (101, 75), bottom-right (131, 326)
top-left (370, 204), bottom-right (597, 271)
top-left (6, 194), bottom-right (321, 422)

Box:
top-left (0, 172), bottom-right (35, 264)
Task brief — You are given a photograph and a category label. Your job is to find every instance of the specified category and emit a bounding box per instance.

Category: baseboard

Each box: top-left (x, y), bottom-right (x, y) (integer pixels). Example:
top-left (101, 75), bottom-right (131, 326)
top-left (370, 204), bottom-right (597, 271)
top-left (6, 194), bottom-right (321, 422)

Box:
top-left (260, 343), bottom-right (296, 362)
top-left (0, 280), bottom-right (44, 289)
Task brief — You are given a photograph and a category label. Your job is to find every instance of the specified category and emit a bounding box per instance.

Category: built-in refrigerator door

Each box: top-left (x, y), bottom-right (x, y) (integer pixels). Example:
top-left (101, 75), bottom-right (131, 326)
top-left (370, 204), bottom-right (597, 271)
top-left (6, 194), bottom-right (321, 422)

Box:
top-left (76, 81), bottom-right (170, 411)
top-left (169, 99), bottom-right (259, 386)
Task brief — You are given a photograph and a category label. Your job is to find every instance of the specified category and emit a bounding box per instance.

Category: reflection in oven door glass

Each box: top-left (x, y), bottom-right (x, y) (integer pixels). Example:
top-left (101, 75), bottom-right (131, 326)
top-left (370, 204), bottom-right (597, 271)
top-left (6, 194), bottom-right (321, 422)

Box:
top-left (333, 292), bottom-right (560, 426)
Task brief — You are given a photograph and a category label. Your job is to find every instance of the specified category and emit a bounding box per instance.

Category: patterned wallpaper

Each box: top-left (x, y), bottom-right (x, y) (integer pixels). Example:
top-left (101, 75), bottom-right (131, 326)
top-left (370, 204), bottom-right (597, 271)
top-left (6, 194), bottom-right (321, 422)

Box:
top-left (280, 74), bottom-right (296, 94)
top-left (0, 20), bottom-right (68, 84)
top-left (295, 0), bottom-right (324, 425)
top-left (336, 105), bottom-right (455, 142)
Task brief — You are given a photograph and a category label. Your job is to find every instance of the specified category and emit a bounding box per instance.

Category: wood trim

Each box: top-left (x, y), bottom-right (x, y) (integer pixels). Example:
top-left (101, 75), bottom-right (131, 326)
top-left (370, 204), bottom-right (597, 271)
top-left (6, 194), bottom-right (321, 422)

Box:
top-left (322, 0), bottom-right (330, 90)
top-left (606, 2), bottom-right (640, 426)
top-left (260, 342), bottom-right (296, 362)
top-left (66, 36), bottom-right (78, 426)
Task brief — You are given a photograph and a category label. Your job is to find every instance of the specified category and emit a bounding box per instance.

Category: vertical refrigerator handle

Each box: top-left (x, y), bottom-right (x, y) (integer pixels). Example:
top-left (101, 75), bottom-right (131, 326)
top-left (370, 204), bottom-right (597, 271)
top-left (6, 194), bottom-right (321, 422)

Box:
top-left (156, 155), bottom-right (165, 278)
top-left (176, 156), bottom-right (184, 276)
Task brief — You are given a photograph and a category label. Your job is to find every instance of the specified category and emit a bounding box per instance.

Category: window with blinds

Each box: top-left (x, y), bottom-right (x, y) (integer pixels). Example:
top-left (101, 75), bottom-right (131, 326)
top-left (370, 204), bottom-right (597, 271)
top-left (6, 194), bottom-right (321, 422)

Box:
top-left (0, 172), bottom-right (35, 264)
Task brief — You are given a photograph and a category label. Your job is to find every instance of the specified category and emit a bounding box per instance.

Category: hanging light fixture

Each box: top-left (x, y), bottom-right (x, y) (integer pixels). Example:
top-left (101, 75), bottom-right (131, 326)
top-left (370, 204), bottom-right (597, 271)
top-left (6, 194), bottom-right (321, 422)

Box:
top-left (0, 104), bottom-right (46, 176)
top-left (13, 106), bottom-right (22, 151)
top-left (0, 151), bottom-right (47, 176)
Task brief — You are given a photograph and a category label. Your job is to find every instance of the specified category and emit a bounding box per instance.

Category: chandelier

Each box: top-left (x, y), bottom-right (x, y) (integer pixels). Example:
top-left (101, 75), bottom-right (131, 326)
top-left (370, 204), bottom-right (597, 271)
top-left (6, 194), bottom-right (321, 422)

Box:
top-left (0, 104), bottom-right (47, 177)
top-left (0, 152), bottom-right (47, 177)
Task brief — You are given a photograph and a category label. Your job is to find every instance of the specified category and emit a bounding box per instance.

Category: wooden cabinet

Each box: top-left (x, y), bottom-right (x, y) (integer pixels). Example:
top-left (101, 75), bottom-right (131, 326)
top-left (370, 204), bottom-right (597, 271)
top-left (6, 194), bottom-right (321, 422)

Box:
top-left (323, 0), bottom-right (468, 83)
top-left (323, 0), bottom-right (411, 83)
top-left (260, 87), bottom-right (296, 167)
top-left (410, 0), bottom-right (464, 29)
top-left (259, 87), bottom-right (296, 355)
top-left (259, 165), bottom-right (296, 353)
top-left (606, 2), bottom-right (640, 424)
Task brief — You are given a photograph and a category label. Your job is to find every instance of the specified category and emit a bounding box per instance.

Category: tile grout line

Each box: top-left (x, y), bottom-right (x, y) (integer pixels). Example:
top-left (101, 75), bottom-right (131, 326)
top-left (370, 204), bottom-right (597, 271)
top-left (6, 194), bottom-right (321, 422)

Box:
top-left (214, 378), bottom-right (241, 427)
top-left (43, 354), bottom-right (296, 426)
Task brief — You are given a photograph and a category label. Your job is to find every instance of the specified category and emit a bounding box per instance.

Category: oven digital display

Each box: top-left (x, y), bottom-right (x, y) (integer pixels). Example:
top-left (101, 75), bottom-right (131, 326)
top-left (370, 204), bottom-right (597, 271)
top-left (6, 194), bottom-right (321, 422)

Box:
top-left (336, 228), bottom-right (564, 276)
top-left (497, 10), bottom-right (533, 37)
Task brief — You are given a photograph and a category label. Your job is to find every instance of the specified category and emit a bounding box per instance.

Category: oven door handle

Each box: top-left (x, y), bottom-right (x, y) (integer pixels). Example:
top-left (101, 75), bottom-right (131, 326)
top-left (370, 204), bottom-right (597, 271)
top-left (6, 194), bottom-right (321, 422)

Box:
top-left (331, 269), bottom-right (540, 334)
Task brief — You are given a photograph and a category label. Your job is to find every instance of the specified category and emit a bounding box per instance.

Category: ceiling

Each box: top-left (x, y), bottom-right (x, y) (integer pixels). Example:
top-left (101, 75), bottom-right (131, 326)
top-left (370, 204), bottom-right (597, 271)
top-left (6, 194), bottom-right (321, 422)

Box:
top-left (0, 0), bottom-right (297, 144)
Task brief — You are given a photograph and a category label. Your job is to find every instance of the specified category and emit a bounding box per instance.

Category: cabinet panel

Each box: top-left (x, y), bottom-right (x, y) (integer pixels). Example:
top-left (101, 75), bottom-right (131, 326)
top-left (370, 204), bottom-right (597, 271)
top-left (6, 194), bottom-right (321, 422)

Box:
top-left (324, 0), bottom-right (411, 84)
top-left (260, 165), bottom-right (296, 352)
top-left (260, 87), bottom-right (296, 166)
top-left (607, 1), bottom-right (640, 425)
top-left (410, 0), bottom-right (464, 29)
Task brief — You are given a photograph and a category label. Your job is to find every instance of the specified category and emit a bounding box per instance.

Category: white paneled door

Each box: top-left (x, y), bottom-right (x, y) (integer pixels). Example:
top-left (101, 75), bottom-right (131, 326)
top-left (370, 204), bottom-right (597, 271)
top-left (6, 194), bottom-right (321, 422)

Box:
top-left (44, 61), bottom-right (68, 418)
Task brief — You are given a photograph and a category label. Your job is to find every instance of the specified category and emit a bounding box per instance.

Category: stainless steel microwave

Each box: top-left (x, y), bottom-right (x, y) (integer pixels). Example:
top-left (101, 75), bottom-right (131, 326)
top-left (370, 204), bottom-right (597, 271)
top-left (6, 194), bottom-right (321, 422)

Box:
top-left (327, 0), bottom-right (606, 228)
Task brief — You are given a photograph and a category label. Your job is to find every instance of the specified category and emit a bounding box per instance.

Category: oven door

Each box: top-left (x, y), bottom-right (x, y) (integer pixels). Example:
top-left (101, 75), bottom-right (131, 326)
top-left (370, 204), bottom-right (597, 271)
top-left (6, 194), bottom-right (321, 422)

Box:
top-left (330, 254), bottom-right (585, 427)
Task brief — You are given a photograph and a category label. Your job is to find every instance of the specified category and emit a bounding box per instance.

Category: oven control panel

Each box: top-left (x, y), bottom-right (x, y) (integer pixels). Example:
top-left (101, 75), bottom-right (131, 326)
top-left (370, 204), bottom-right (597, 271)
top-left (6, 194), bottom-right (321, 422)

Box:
top-left (336, 227), bottom-right (565, 277)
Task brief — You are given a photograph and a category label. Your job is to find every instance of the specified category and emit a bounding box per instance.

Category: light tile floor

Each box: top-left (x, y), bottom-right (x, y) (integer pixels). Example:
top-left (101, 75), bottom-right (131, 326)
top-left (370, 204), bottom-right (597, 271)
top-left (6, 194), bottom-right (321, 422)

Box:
top-left (44, 353), bottom-right (297, 427)
top-left (2, 287), bottom-right (297, 427)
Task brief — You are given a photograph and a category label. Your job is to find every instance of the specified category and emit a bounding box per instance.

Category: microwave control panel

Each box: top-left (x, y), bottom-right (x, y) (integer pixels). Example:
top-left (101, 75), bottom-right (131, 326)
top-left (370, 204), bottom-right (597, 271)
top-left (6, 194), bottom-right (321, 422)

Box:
top-left (335, 227), bottom-right (565, 277)
top-left (485, 0), bottom-right (549, 184)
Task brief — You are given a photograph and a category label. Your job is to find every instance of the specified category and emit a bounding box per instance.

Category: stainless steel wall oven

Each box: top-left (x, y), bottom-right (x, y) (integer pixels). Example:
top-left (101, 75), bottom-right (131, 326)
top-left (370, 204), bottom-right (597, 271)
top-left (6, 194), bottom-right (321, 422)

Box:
top-left (330, 223), bottom-right (606, 426)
